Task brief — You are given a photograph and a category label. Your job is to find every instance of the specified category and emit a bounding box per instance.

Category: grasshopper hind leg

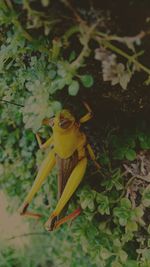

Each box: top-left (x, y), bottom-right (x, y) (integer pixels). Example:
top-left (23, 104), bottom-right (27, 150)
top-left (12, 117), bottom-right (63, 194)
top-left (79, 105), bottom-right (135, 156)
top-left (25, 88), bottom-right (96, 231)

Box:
top-left (45, 157), bottom-right (87, 231)
top-left (20, 149), bottom-right (56, 218)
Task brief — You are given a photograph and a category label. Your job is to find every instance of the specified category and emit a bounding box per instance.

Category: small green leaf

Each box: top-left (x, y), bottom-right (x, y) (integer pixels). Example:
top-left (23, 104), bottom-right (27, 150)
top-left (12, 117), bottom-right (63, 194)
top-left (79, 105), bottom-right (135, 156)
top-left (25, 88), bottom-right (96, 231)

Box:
top-left (96, 193), bottom-right (110, 215)
top-left (41, 0), bottom-right (49, 6)
top-left (119, 71), bottom-right (131, 90)
top-left (112, 261), bottom-right (123, 267)
top-left (119, 249), bottom-right (128, 263)
top-left (138, 133), bottom-right (150, 149)
top-left (100, 154), bottom-right (110, 165)
top-left (68, 80), bottom-right (79, 96)
top-left (119, 217), bottom-right (128, 226)
top-left (125, 149), bottom-right (136, 161)
top-left (113, 198), bottom-right (132, 226)
top-left (69, 50), bottom-right (76, 62)
top-left (100, 248), bottom-right (112, 260)
top-left (65, 75), bottom-right (73, 85)
top-left (114, 147), bottom-right (126, 160)
top-left (51, 101), bottom-right (62, 113)
top-left (142, 185), bottom-right (150, 207)
top-left (126, 221), bottom-right (138, 232)
top-left (124, 260), bottom-right (138, 267)
top-left (49, 69), bottom-right (56, 79)
top-left (120, 198), bottom-right (132, 209)
top-left (134, 206), bottom-right (144, 218)
top-left (50, 78), bottom-right (66, 93)
top-left (80, 74), bottom-right (94, 88)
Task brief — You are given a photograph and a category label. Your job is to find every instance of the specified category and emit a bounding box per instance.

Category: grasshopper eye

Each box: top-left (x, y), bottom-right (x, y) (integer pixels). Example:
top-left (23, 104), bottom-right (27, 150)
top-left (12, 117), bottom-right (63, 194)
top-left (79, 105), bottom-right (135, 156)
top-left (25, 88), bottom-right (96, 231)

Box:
top-left (59, 119), bottom-right (72, 129)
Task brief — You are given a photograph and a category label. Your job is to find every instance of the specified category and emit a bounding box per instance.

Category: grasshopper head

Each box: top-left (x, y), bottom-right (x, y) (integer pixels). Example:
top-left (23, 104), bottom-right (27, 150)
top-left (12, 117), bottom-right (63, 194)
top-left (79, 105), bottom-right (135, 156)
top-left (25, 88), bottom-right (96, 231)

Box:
top-left (42, 110), bottom-right (76, 130)
top-left (56, 109), bottom-right (75, 130)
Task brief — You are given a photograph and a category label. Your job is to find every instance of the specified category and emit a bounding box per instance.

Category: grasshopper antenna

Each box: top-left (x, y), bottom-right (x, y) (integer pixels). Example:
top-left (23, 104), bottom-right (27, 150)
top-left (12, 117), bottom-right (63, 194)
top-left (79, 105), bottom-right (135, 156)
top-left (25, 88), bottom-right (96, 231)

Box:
top-left (0, 99), bottom-right (24, 107)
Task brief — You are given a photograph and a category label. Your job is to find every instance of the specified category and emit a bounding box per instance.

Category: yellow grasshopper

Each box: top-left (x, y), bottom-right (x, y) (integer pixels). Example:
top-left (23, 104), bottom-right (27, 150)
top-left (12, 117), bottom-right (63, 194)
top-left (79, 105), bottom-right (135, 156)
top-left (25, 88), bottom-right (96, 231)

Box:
top-left (20, 102), bottom-right (100, 231)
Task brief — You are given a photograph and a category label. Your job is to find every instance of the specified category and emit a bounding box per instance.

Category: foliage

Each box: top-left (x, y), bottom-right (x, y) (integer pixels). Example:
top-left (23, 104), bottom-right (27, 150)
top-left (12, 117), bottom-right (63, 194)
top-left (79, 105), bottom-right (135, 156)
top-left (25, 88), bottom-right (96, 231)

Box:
top-left (0, 1), bottom-right (150, 267)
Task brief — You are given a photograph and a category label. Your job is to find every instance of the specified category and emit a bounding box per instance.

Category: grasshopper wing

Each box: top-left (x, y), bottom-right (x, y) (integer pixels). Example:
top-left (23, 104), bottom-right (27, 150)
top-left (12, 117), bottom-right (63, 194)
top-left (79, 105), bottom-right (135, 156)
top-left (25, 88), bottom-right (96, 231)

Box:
top-left (56, 150), bottom-right (78, 218)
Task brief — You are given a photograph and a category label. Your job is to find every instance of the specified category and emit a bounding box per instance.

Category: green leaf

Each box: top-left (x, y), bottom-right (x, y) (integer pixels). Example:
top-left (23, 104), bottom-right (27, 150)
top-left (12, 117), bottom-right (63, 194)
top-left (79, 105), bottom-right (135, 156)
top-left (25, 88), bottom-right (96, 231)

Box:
top-left (96, 193), bottom-right (110, 215)
top-left (113, 198), bottom-right (132, 226)
top-left (134, 206), bottom-right (144, 218)
top-left (80, 74), bottom-right (94, 88)
top-left (125, 148), bottom-right (136, 161)
top-left (142, 185), bottom-right (150, 207)
top-left (51, 101), bottom-right (62, 113)
top-left (100, 248), bottom-right (112, 260)
top-left (50, 78), bottom-right (66, 93)
top-left (138, 133), bottom-right (150, 149)
top-left (126, 221), bottom-right (138, 232)
top-left (114, 147), bottom-right (126, 160)
top-left (99, 154), bottom-right (110, 165)
top-left (119, 71), bottom-right (131, 90)
top-left (69, 50), bottom-right (76, 62)
top-left (41, 0), bottom-right (50, 6)
top-left (119, 249), bottom-right (128, 263)
top-left (65, 75), bottom-right (73, 85)
top-left (49, 69), bottom-right (57, 79)
top-left (112, 261), bottom-right (123, 267)
top-left (142, 248), bottom-right (150, 260)
top-left (120, 198), bottom-right (132, 209)
top-left (79, 187), bottom-right (96, 211)
top-left (124, 260), bottom-right (138, 267)
top-left (68, 80), bottom-right (79, 96)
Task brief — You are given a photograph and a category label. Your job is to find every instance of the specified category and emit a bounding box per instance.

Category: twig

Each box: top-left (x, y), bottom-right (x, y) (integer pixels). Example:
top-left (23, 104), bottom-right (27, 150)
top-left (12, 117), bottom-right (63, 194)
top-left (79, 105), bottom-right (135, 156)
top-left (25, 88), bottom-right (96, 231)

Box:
top-left (23, 0), bottom-right (45, 17)
top-left (94, 36), bottom-right (150, 76)
top-left (123, 164), bottom-right (150, 182)
top-left (95, 30), bottom-right (146, 45)
top-left (5, 0), bottom-right (33, 42)
top-left (5, 0), bottom-right (13, 10)
top-left (60, 0), bottom-right (85, 24)
top-left (7, 232), bottom-right (48, 241)
top-left (13, 20), bottom-right (33, 42)
top-left (0, 99), bottom-right (24, 107)
top-left (63, 25), bottom-right (81, 42)
top-left (71, 23), bottom-right (98, 69)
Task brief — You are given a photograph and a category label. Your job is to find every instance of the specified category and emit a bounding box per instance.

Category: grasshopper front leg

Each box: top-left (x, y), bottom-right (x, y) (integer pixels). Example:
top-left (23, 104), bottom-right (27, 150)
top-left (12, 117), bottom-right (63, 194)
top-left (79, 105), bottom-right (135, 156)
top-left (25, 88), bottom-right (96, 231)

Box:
top-left (20, 149), bottom-right (56, 218)
top-left (87, 144), bottom-right (101, 170)
top-left (79, 101), bottom-right (93, 124)
top-left (45, 157), bottom-right (87, 231)
top-left (36, 133), bottom-right (53, 150)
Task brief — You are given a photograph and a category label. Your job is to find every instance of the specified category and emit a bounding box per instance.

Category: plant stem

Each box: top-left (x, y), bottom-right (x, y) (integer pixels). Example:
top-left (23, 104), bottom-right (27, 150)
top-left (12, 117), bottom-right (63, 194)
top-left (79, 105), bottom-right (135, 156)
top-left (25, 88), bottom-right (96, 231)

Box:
top-left (63, 25), bottom-right (80, 42)
top-left (5, 0), bottom-right (13, 10)
top-left (71, 24), bottom-right (98, 69)
top-left (5, 0), bottom-right (33, 42)
top-left (0, 99), bottom-right (24, 107)
top-left (95, 36), bottom-right (150, 76)
top-left (13, 20), bottom-right (33, 41)
top-left (95, 30), bottom-right (146, 44)
top-left (7, 232), bottom-right (48, 241)
top-left (60, 0), bottom-right (85, 24)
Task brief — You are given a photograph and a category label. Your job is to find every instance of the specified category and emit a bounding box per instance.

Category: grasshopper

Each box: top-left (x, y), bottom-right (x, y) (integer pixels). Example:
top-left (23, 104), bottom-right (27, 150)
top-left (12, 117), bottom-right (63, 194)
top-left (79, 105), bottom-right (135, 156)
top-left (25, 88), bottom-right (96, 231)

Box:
top-left (20, 102), bottom-right (100, 231)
